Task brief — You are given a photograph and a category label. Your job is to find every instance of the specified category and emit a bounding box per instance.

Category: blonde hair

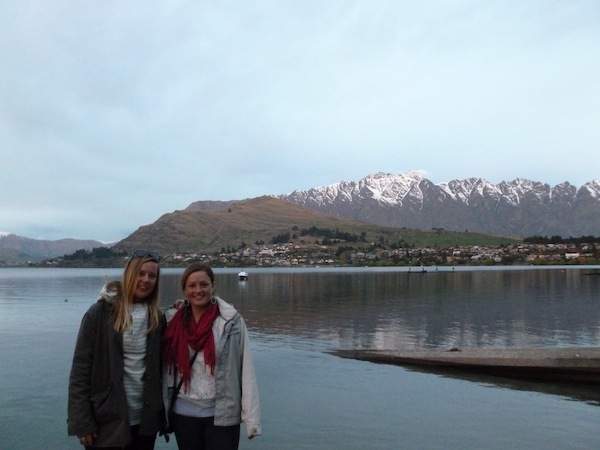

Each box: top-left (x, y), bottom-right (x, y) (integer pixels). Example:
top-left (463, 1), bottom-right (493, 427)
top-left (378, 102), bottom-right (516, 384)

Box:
top-left (113, 255), bottom-right (161, 333)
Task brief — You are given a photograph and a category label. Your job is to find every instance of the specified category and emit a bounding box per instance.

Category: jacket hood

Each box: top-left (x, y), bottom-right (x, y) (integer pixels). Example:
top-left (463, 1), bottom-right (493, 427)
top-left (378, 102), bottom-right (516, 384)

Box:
top-left (98, 281), bottom-right (122, 304)
top-left (215, 296), bottom-right (238, 321)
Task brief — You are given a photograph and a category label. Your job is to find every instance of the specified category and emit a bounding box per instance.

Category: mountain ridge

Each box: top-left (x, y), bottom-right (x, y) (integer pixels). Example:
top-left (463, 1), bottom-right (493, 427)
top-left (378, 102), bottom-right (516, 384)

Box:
top-left (0, 234), bottom-right (105, 264)
top-left (281, 172), bottom-right (600, 237)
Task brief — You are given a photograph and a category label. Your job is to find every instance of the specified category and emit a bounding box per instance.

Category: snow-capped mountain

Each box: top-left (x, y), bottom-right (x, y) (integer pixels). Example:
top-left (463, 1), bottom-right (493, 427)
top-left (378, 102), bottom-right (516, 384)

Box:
top-left (282, 172), bottom-right (600, 237)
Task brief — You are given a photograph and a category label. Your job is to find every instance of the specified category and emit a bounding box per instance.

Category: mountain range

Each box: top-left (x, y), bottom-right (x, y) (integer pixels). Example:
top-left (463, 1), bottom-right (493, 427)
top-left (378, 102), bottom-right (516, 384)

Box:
top-left (282, 172), bottom-right (600, 238)
top-left (0, 233), bottom-right (105, 264)
top-left (8, 172), bottom-right (599, 263)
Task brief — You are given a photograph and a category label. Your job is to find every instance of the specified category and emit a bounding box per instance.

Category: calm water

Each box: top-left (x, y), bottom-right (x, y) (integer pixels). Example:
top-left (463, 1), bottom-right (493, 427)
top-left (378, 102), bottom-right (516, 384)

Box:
top-left (1, 267), bottom-right (600, 450)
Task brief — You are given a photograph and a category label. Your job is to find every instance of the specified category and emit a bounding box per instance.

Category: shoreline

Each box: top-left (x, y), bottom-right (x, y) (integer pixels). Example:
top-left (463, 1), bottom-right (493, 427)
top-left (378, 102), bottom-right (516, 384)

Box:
top-left (2, 264), bottom-right (600, 272)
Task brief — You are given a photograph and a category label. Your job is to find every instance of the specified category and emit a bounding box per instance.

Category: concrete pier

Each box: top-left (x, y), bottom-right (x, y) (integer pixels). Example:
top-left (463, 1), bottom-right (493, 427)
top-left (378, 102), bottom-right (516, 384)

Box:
top-left (333, 347), bottom-right (600, 384)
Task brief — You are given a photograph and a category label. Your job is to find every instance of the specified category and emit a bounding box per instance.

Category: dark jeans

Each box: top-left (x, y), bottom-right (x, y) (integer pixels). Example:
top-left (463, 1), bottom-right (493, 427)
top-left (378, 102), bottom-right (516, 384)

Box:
top-left (85, 425), bottom-right (156, 450)
top-left (173, 414), bottom-right (240, 450)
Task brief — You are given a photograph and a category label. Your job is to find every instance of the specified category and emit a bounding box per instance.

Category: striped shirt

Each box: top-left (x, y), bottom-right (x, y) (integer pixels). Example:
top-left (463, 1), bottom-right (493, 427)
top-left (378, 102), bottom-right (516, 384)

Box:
top-left (122, 303), bottom-right (148, 426)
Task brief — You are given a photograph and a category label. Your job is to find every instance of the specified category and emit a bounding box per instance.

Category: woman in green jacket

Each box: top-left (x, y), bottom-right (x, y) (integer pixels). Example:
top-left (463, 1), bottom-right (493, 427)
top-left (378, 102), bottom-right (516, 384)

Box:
top-left (68, 252), bottom-right (165, 449)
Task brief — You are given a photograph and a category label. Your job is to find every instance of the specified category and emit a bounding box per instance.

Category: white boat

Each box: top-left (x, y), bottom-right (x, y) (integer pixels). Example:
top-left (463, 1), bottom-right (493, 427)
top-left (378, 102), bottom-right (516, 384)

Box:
top-left (238, 271), bottom-right (248, 281)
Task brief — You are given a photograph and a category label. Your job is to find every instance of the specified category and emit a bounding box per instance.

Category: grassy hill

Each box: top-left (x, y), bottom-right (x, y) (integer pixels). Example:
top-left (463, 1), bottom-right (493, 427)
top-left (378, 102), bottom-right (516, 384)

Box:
top-left (114, 196), bottom-right (515, 255)
top-left (0, 234), bottom-right (105, 265)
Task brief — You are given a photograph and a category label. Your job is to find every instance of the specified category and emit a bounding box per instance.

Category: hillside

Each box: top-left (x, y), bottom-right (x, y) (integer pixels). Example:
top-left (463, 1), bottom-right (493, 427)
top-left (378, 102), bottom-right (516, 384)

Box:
top-left (114, 196), bottom-right (514, 255)
top-left (0, 234), bottom-right (105, 264)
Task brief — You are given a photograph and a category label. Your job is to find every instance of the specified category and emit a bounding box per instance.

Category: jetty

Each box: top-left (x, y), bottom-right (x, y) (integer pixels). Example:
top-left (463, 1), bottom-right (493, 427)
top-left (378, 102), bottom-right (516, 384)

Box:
top-left (332, 347), bottom-right (600, 384)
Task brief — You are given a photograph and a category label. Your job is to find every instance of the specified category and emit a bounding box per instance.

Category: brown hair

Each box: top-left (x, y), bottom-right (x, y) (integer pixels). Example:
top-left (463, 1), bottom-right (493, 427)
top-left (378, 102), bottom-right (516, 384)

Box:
top-left (113, 255), bottom-right (161, 333)
top-left (180, 263), bottom-right (215, 291)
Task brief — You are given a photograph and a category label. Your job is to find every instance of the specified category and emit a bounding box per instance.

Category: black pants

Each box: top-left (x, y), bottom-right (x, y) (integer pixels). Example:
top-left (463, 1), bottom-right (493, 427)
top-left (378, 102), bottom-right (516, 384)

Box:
top-left (85, 425), bottom-right (156, 450)
top-left (173, 414), bottom-right (240, 450)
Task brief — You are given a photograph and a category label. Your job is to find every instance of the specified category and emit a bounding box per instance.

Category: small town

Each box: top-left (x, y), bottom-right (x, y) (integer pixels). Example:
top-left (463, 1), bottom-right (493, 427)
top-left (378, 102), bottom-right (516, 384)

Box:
top-left (141, 240), bottom-right (600, 268)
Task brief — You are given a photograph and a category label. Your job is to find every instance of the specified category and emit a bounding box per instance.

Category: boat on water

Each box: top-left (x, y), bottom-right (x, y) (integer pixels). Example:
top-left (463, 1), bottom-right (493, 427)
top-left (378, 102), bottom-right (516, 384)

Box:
top-left (238, 271), bottom-right (248, 281)
top-left (332, 347), bottom-right (600, 384)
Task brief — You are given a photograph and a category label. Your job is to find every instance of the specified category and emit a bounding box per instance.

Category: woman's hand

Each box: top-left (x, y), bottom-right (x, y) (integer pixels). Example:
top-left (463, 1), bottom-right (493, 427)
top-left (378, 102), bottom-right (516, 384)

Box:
top-left (248, 427), bottom-right (259, 439)
top-left (172, 299), bottom-right (185, 309)
top-left (79, 433), bottom-right (97, 446)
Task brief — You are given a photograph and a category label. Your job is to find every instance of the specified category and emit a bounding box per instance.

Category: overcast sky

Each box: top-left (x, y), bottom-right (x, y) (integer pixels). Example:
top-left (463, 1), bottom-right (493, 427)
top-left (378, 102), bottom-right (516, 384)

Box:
top-left (1, 1), bottom-right (599, 241)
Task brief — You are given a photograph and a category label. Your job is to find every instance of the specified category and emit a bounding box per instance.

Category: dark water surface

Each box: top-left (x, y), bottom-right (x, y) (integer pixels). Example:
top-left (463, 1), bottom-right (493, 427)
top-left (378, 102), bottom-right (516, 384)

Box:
top-left (1, 267), bottom-right (600, 450)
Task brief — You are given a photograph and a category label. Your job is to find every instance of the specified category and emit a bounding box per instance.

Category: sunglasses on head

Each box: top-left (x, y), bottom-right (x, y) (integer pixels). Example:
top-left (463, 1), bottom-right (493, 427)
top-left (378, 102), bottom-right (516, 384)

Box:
top-left (130, 250), bottom-right (160, 261)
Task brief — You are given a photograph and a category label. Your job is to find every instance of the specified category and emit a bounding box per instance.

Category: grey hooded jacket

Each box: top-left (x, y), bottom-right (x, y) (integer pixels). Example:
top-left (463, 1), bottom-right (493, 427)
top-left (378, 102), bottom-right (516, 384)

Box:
top-left (165, 297), bottom-right (261, 437)
top-left (67, 282), bottom-right (166, 447)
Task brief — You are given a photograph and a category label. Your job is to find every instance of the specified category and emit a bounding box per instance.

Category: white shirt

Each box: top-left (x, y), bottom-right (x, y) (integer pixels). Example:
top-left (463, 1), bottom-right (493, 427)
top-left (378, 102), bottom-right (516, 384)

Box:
top-left (122, 303), bottom-right (148, 425)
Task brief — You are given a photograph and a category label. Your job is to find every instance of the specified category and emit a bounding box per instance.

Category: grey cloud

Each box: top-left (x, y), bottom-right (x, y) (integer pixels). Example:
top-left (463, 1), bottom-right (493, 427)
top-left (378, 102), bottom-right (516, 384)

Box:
top-left (1, 0), bottom-right (599, 240)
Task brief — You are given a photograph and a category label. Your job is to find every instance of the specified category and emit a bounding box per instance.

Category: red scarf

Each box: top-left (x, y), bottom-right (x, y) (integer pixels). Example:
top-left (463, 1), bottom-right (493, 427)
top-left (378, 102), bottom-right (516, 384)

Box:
top-left (163, 302), bottom-right (220, 391)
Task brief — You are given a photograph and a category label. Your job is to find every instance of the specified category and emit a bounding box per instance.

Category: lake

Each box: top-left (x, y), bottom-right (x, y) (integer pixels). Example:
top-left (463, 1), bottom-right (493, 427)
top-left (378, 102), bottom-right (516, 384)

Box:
top-left (1, 266), bottom-right (599, 449)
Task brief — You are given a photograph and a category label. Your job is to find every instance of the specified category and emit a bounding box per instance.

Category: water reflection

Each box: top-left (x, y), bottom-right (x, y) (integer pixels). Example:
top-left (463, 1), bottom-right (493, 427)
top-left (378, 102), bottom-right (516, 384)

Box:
top-left (400, 365), bottom-right (600, 407)
top-left (159, 269), bottom-right (600, 352)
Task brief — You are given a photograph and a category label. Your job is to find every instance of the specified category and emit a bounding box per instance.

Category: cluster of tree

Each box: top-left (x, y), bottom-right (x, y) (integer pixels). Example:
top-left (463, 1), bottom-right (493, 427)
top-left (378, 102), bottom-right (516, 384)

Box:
top-left (270, 232), bottom-right (291, 244)
top-left (218, 244), bottom-right (243, 254)
top-left (389, 239), bottom-right (411, 249)
top-left (299, 226), bottom-right (367, 243)
top-left (62, 247), bottom-right (125, 260)
top-left (335, 245), bottom-right (354, 256)
top-left (268, 226), bottom-right (373, 245)
top-left (524, 235), bottom-right (600, 244)
top-left (269, 227), bottom-right (412, 249)
top-left (369, 235), bottom-right (410, 250)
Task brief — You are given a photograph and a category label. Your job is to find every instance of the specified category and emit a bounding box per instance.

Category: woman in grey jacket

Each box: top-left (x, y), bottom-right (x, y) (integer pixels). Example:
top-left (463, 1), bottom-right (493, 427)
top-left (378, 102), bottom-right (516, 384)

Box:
top-left (68, 253), bottom-right (165, 450)
top-left (163, 263), bottom-right (261, 450)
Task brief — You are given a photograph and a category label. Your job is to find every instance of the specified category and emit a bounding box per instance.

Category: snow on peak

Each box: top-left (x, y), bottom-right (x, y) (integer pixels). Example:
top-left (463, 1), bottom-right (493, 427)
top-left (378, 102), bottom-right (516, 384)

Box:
top-left (285, 171), bottom-right (428, 207)
top-left (550, 181), bottom-right (576, 201)
top-left (357, 172), bottom-right (424, 205)
top-left (493, 178), bottom-right (550, 205)
top-left (284, 173), bottom-right (599, 209)
top-left (0, 231), bottom-right (11, 238)
top-left (440, 177), bottom-right (499, 204)
top-left (582, 180), bottom-right (600, 198)
top-left (361, 171), bottom-right (424, 183)
top-left (553, 181), bottom-right (574, 189)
